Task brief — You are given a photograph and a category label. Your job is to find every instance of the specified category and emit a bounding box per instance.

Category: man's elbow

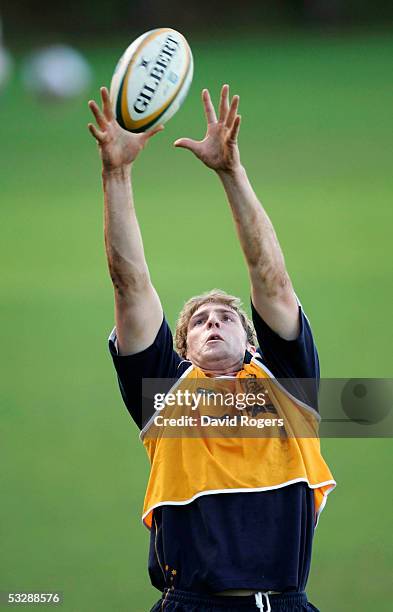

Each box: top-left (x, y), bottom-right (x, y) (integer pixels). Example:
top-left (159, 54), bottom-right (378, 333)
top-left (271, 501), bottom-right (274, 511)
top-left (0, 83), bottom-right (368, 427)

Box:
top-left (110, 267), bottom-right (151, 299)
top-left (251, 264), bottom-right (292, 299)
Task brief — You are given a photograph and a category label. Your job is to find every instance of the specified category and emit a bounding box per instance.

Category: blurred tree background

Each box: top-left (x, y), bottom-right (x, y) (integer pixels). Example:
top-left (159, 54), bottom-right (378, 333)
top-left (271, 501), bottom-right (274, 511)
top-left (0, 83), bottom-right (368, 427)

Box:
top-left (2, 0), bottom-right (393, 42)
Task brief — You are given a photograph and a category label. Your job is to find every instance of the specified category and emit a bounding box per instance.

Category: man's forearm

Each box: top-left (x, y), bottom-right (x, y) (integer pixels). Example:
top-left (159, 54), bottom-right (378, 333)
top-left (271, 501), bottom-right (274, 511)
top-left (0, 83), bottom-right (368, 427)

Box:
top-left (217, 165), bottom-right (290, 295)
top-left (103, 165), bottom-right (150, 294)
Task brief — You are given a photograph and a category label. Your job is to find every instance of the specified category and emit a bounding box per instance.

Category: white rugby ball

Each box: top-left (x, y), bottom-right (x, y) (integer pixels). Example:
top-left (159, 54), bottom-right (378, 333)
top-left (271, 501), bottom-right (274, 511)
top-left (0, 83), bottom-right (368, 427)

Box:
top-left (110, 28), bottom-right (193, 133)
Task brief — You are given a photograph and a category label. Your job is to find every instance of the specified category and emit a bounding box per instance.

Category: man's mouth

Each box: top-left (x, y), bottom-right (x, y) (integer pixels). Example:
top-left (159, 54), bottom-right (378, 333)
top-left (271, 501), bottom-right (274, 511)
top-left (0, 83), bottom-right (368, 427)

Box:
top-left (206, 333), bottom-right (224, 344)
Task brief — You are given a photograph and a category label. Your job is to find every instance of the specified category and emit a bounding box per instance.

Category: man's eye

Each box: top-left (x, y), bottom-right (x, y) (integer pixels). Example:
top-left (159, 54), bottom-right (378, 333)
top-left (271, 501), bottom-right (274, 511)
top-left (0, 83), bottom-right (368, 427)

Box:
top-left (223, 315), bottom-right (232, 321)
top-left (194, 319), bottom-right (203, 326)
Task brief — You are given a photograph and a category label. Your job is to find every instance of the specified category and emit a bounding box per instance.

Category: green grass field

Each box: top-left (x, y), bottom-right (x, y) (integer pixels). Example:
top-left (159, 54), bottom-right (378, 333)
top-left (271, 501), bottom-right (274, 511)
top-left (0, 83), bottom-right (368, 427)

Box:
top-left (1, 31), bottom-right (392, 611)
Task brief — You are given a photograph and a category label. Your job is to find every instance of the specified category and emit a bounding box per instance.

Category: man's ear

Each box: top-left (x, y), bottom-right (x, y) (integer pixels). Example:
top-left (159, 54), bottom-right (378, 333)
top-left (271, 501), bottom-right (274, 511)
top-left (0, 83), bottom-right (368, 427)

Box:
top-left (247, 343), bottom-right (257, 355)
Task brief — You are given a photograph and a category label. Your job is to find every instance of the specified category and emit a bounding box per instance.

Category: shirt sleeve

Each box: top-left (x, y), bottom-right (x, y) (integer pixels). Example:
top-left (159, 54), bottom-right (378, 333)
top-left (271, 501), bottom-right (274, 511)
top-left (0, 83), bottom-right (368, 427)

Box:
top-left (251, 300), bottom-right (320, 410)
top-left (108, 315), bottom-right (185, 429)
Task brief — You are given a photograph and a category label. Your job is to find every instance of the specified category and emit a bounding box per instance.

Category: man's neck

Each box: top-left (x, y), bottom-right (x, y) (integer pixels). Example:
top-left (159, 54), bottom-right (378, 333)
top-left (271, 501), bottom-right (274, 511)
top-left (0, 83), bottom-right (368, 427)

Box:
top-left (197, 362), bottom-right (243, 377)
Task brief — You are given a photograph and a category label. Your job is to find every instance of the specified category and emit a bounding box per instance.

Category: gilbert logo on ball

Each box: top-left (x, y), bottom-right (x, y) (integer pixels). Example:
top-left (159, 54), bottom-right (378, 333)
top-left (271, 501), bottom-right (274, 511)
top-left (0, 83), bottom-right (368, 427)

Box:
top-left (110, 28), bottom-right (193, 133)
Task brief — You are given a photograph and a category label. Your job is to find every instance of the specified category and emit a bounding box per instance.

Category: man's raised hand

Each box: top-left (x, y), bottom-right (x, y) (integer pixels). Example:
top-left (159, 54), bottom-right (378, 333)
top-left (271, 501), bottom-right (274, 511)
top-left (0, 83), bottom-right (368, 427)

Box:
top-left (88, 87), bottom-right (164, 171)
top-left (174, 84), bottom-right (241, 174)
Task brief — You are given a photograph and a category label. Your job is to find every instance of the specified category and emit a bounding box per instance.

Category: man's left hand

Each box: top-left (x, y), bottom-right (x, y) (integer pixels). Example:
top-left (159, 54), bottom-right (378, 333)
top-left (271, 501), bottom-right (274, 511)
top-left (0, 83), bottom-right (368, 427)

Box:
top-left (174, 84), bottom-right (241, 174)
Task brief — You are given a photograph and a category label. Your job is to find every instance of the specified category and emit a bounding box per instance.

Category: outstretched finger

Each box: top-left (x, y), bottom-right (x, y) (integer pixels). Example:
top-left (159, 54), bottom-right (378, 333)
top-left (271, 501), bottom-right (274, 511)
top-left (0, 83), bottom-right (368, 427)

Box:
top-left (101, 86), bottom-right (114, 121)
top-left (218, 84), bottom-right (230, 122)
top-left (173, 137), bottom-right (202, 156)
top-left (225, 95), bottom-right (239, 129)
top-left (202, 89), bottom-right (217, 124)
top-left (88, 99), bottom-right (107, 130)
top-left (88, 122), bottom-right (106, 142)
top-left (143, 123), bottom-right (165, 142)
top-left (229, 115), bottom-right (241, 142)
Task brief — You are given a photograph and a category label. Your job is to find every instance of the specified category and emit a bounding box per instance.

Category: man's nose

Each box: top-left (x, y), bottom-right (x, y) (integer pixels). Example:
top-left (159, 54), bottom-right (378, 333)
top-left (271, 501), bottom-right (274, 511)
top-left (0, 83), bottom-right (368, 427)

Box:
top-left (207, 316), bottom-right (220, 328)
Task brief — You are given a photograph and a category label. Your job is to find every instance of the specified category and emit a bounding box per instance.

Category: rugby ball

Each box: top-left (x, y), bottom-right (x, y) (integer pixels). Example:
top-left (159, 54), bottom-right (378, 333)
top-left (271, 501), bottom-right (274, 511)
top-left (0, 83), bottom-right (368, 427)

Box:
top-left (110, 28), bottom-right (193, 133)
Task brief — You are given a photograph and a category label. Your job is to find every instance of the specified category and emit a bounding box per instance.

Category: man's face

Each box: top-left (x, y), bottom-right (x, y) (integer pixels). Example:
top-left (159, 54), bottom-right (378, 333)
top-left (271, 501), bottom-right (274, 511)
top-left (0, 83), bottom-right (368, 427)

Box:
top-left (185, 303), bottom-right (248, 374)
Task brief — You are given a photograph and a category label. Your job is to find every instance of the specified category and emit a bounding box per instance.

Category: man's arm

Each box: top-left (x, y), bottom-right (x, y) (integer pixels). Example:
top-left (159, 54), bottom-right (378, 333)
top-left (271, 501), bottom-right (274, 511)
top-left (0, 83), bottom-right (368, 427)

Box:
top-left (88, 87), bottom-right (164, 355)
top-left (174, 84), bottom-right (299, 340)
top-left (217, 165), bottom-right (299, 340)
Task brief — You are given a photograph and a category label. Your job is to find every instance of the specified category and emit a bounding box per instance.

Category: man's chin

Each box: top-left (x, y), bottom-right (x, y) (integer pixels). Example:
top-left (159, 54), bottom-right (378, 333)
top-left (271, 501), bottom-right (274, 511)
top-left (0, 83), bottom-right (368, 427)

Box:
top-left (199, 347), bottom-right (230, 366)
top-left (203, 344), bottom-right (227, 356)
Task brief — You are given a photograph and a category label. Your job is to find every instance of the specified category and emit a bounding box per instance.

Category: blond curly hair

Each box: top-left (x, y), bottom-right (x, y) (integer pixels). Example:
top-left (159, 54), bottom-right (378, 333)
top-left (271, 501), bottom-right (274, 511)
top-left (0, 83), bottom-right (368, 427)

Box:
top-left (174, 289), bottom-right (257, 358)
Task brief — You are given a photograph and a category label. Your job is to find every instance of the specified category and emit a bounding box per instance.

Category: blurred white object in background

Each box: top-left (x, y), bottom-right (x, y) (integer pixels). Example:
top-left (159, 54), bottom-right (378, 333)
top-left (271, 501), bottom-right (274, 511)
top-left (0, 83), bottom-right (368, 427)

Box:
top-left (0, 45), bottom-right (12, 91)
top-left (0, 14), bottom-right (13, 91)
top-left (22, 44), bottom-right (92, 100)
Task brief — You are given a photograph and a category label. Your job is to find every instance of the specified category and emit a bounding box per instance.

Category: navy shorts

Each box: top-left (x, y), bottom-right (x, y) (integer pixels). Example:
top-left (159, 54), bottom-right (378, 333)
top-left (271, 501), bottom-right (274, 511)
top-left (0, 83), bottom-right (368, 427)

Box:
top-left (150, 589), bottom-right (320, 611)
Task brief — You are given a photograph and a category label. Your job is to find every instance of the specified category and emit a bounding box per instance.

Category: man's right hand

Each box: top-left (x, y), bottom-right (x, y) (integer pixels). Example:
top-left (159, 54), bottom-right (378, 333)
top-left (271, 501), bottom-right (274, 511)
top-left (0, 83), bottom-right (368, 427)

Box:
top-left (88, 86), bottom-right (164, 171)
